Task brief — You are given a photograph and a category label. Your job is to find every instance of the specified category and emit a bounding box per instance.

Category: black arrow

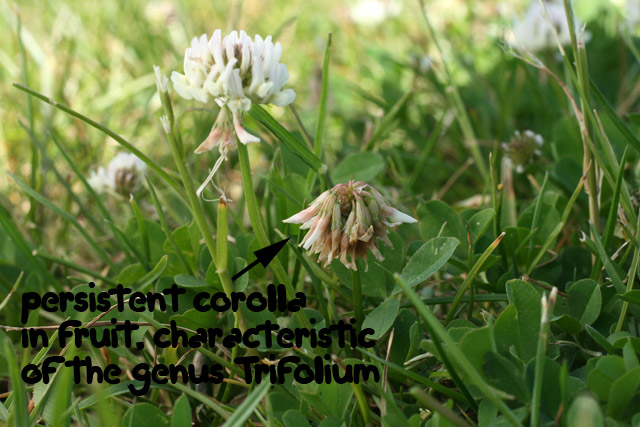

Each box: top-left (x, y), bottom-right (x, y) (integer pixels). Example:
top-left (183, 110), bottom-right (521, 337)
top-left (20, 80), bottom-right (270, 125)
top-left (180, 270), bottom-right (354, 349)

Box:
top-left (231, 238), bottom-right (290, 281)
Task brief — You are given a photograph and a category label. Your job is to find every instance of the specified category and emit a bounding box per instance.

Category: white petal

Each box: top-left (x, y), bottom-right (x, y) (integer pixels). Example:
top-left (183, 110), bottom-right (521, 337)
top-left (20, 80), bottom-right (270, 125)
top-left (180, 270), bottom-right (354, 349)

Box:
top-left (385, 207), bottom-right (417, 224)
top-left (271, 89), bottom-right (296, 106)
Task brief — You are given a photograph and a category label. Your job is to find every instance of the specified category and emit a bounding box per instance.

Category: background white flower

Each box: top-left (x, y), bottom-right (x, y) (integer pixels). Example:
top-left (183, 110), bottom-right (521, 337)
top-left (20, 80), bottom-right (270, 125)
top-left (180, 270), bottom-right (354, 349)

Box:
top-left (510, 1), bottom-right (583, 53)
top-left (349, 0), bottom-right (401, 26)
top-left (88, 152), bottom-right (147, 197)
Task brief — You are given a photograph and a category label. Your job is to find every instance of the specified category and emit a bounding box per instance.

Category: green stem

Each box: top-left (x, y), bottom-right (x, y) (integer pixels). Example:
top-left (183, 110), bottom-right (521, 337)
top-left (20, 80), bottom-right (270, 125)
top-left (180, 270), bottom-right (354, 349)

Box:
top-left (217, 198), bottom-right (247, 333)
top-left (563, 0), bottom-right (599, 236)
top-left (615, 208), bottom-right (640, 332)
top-left (237, 143), bottom-right (310, 328)
top-left (417, 0), bottom-right (488, 186)
top-left (352, 269), bottom-right (363, 332)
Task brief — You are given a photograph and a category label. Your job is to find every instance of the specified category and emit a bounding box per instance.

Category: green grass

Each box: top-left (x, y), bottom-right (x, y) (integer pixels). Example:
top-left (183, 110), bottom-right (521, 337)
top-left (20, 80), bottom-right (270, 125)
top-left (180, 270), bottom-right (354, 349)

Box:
top-left (2, 0), bottom-right (640, 425)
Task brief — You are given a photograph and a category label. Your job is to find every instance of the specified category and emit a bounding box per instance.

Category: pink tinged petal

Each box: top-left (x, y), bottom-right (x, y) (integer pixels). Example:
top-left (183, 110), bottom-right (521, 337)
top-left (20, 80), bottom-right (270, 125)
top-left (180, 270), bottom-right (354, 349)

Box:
top-left (232, 112), bottom-right (259, 144)
top-left (302, 216), bottom-right (330, 250)
top-left (195, 126), bottom-right (222, 154)
top-left (283, 206), bottom-right (319, 224)
top-left (300, 217), bottom-right (317, 230)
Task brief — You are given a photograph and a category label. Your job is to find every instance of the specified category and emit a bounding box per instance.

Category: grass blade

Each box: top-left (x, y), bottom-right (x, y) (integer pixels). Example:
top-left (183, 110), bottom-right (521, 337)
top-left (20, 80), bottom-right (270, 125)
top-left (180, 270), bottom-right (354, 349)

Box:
top-left (11, 82), bottom-right (187, 202)
top-left (8, 172), bottom-right (118, 271)
top-left (225, 381), bottom-right (270, 427)
top-left (145, 176), bottom-right (194, 275)
top-left (3, 336), bottom-right (29, 427)
top-left (365, 90), bottom-right (412, 151)
top-left (527, 171), bottom-right (586, 275)
top-left (445, 232), bottom-right (505, 324)
top-left (250, 105), bottom-right (324, 172)
top-left (130, 196), bottom-right (150, 262)
top-left (591, 147), bottom-right (628, 280)
top-left (314, 33), bottom-right (331, 157)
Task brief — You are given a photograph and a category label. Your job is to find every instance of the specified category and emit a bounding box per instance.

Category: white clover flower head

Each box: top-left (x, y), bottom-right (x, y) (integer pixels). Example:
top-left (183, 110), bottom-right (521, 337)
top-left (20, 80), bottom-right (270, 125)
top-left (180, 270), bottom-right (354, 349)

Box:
top-left (171, 29), bottom-right (296, 156)
top-left (89, 153), bottom-right (147, 197)
top-left (502, 130), bottom-right (543, 173)
top-left (107, 152), bottom-right (147, 197)
top-left (283, 181), bottom-right (416, 271)
top-left (510, 1), bottom-right (581, 53)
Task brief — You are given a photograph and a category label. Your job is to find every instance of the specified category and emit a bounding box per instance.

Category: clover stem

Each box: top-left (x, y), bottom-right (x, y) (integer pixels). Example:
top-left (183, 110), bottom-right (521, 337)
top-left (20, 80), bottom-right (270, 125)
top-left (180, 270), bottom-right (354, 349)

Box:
top-left (352, 268), bottom-right (363, 333)
top-left (237, 142), bottom-right (310, 328)
top-left (156, 79), bottom-right (248, 334)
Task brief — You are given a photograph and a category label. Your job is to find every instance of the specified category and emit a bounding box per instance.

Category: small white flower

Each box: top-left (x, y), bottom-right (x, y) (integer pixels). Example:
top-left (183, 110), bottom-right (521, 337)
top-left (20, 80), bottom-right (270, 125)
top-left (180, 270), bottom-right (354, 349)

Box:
top-left (502, 130), bottom-right (544, 173)
top-left (88, 153), bottom-right (147, 197)
top-left (171, 30), bottom-right (296, 156)
top-left (107, 152), bottom-right (147, 196)
top-left (88, 167), bottom-right (111, 194)
top-left (510, 1), bottom-right (582, 53)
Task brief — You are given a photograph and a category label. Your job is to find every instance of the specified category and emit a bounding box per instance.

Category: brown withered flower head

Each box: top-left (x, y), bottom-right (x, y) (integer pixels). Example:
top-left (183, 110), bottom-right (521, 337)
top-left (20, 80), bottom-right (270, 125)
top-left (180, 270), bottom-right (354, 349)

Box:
top-left (283, 181), bottom-right (416, 270)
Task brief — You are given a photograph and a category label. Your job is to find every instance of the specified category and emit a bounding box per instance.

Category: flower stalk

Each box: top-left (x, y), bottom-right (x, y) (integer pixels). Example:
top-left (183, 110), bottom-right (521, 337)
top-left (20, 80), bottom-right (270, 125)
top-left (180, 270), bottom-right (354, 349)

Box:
top-left (156, 66), bottom-right (251, 333)
top-left (217, 195), bottom-right (248, 333)
top-left (238, 142), bottom-right (310, 328)
top-left (351, 269), bottom-right (363, 333)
